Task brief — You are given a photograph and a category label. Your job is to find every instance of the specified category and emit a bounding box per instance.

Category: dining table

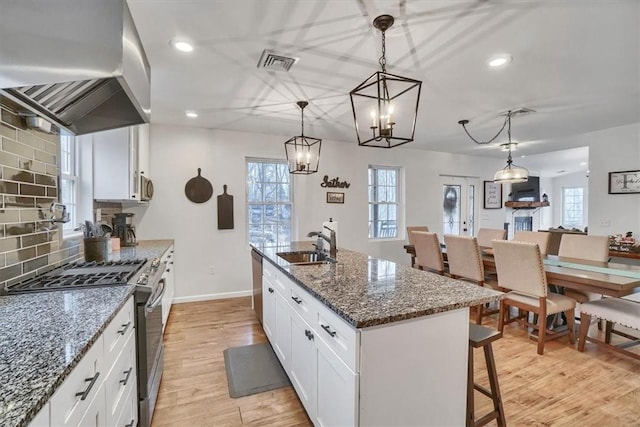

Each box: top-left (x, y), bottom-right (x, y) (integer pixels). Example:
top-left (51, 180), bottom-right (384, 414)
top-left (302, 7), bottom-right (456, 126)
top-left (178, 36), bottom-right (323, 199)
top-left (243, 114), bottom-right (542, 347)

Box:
top-left (404, 244), bottom-right (640, 298)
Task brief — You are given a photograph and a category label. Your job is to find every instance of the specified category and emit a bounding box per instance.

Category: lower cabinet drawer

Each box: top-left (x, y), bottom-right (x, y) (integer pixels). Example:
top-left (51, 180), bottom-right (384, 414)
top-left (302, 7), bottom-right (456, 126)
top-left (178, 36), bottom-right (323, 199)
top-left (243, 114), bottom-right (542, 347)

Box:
top-left (50, 335), bottom-right (105, 427)
top-left (315, 304), bottom-right (359, 372)
top-left (77, 382), bottom-right (106, 427)
top-left (105, 330), bottom-right (137, 426)
top-left (103, 297), bottom-right (135, 366)
top-left (114, 378), bottom-right (138, 427)
top-left (288, 283), bottom-right (317, 326)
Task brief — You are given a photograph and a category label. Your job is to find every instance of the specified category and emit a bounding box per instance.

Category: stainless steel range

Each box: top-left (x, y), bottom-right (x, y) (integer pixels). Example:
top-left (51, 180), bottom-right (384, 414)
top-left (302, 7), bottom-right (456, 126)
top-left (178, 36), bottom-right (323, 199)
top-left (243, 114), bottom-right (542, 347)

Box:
top-left (3, 258), bottom-right (166, 427)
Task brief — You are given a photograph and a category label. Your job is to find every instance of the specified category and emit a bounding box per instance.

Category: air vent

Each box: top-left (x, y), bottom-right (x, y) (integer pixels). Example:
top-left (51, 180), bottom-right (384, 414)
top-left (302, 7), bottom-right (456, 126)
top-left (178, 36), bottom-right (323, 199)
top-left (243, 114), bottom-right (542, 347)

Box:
top-left (257, 49), bottom-right (298, 72)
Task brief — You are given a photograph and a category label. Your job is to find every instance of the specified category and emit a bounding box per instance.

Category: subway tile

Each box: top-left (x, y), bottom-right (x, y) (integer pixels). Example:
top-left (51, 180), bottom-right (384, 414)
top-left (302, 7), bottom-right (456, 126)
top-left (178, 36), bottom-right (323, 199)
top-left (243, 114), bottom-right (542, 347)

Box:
top-left (0, 181), bottom-right (19, 195)
top-left (17, 131), bottom-right (46, 152)
top-left (4, 167), bottom-right (34, 183)
top-left (19, 209), bottom-right (43, 222)
top-left (0, 264), bottom-right (21, 282)
top-left (6, 247), bottom-right (37, 266)
top-left (2, 138), bottom-right (34, 159)
top-left (22, 232), bottom-right (48, 247)
top-left (47, 250), bottom-right (63, 264)
top-left (34, 150), bottom-right (55, 165)
top-left (47, 187), bottom-right (58, 198)
top-left (0, 109), bottom-right (22, 128)
top-left (24, 255), bottom-right (48, 273)
top-left (35, 174), bottom-right (56, 186)
top-left (0, 236), bottom-right (20, 252)
top-left (30, 160), bottom-right (47, 174)
top-left (0, 124), bottom-right (17, 139)
top-left (5, 196), bottom-right (36, 208)
top-left (0, 151), bottom-right (19, 168)
top-left (45, 140), bottom-right (58, 154)
top-left (20, 184), bottom-right (46, 197)
top-left (36, 198), bottom-right (55, 210)
top-left (5, 270), bottom-right (36, 288)
top-left (0, 254), bottom-right (6, 268)
top-left (6, 223), bottom-right (36, 236)
top-left (36, 243), bottom-right (51, 256)
top-left (46, 164), bottom-right (58, 176)
top-left (49, 239), bottom-right (60, 252)
top-left (0, 210), bottom-right (21, 223)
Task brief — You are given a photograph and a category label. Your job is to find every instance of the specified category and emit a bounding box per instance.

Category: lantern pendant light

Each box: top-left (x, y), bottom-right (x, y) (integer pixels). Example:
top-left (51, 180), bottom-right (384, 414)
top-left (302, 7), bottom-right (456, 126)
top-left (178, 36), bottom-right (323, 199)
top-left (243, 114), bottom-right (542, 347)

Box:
top-left (284, 101), bottom-right (322, 174)
top-left (349, 15), bottom-right (422, 148)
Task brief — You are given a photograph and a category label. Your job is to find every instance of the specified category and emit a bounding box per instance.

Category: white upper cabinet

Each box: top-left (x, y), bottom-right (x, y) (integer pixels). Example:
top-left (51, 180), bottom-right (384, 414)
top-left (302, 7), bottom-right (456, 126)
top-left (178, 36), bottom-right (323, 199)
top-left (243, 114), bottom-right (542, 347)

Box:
top-left (93, 124), bottom-right (149, 202)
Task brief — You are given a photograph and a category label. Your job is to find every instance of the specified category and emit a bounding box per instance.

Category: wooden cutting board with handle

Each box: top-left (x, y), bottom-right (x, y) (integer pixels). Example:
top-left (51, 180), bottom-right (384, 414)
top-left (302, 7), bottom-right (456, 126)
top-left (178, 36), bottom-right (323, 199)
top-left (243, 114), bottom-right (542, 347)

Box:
top-left (185, 168), bottom-right (213, 203)
top-left (217, 184), bottom-right (234, 229)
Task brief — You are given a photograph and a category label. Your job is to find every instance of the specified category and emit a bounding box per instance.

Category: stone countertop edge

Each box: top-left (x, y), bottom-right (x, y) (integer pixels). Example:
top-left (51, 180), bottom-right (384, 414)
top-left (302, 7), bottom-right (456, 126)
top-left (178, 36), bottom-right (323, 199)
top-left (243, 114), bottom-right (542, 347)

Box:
top-left (251, 242), bottom-right (504, 329)
top-left (0, 286), bottom-right (135, 427)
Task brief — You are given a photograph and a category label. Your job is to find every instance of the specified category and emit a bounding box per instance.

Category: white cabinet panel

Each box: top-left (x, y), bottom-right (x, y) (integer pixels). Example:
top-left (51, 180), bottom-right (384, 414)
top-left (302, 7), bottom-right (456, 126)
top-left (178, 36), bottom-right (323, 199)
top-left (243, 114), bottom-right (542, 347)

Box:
top-left (262, 275), bottom-right (276, 341)
top-left (316, 340), bottom-right (358, 427)
top-left (104, 331), bottom-right (136, 427)
top-left (77, 383), bottom-right (106, 427)
top-left (161, 245), bottom-right (175, 332)
top-left (27, 403), bottom-right (49, 427)
top-left (273, 290), bottom-right (291, 369)
top-left (289, 311), bottom-right (317, 420)
top-left (103, 298), bottom-right (135, 365)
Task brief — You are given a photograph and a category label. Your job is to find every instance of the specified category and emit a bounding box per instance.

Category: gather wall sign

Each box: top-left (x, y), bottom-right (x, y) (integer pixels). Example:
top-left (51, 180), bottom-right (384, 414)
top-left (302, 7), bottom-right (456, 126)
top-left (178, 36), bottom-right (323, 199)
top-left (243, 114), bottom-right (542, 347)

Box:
top-left (320, 175), bottom-right (351, 189)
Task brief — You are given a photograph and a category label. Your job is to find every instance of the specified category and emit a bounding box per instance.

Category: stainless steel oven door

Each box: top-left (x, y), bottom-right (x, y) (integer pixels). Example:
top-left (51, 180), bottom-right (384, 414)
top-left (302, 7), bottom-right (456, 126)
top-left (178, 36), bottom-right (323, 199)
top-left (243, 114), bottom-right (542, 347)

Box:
top-left (137, 278), bottom-right (165, 427)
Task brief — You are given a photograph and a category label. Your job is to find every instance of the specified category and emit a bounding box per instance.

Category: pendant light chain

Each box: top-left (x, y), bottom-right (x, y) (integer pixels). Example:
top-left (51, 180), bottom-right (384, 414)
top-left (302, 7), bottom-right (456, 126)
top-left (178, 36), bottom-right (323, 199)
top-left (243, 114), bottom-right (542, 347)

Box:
top-left (379, 30), bottom-right (387, 73)
top-left (300, 104), bottom-right (305, 136)
top-left (506, 112), bottom-right (513, 166)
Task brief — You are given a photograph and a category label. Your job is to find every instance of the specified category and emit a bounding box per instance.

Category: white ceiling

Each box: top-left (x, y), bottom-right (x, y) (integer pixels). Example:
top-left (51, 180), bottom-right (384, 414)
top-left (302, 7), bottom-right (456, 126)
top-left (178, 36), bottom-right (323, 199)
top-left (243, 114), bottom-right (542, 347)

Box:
top-left (127, 0), bottom-right (639, 170)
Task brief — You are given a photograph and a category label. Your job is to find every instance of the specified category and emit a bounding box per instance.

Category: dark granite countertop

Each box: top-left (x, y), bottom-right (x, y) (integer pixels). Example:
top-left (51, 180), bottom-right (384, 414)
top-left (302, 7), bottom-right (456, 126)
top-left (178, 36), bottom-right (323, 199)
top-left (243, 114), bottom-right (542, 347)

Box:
top-left (0, 239), bottom-right (174, 427)
top-left (252, 242), bottom-right (503, 328)
top-left (0, 286), bottom-right (135, 427)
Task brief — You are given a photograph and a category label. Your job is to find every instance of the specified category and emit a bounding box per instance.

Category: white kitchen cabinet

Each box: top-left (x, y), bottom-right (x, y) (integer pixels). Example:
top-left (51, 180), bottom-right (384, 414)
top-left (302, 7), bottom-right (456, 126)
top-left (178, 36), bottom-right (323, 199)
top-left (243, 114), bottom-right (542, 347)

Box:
top-left (93, 124), bottom-right (149, 202)
top-left (273, 290), bottom-right (291, 368)
top-left (161, 245), bottom-right (175, 332)
top-left (44, 297), bottom-right (137, 427)
top-left (262, 274), bottom-right (276, 341)
top-left (28, 403), bottom-right (49, 427)
top-left (289, 310), bottom-right (317, 421)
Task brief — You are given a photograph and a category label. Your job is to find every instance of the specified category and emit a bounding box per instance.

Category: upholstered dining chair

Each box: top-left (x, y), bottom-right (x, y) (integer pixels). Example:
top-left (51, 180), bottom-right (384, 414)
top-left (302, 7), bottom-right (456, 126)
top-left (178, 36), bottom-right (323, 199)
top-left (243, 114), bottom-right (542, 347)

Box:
top-left (407, 226), bottom-right (429, 246)
top-left (513, 231), bottom-right (551, 256)
top-left (412, 231), bottom-right (445, 275)
top-left (443, 234), bottom-right (500, 324)
top-left (558, 234), bottom-right (610, 304)
top-left (476, 228), bottom-right (507, 249)
top-left (493, 240), bottom-right (576, 355)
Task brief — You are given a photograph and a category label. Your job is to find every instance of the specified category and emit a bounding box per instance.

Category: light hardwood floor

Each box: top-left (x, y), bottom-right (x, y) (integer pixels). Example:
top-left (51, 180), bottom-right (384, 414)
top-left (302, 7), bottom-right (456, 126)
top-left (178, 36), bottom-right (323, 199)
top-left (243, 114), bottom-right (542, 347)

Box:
top-left (152, 297), bottom-right (640, 427)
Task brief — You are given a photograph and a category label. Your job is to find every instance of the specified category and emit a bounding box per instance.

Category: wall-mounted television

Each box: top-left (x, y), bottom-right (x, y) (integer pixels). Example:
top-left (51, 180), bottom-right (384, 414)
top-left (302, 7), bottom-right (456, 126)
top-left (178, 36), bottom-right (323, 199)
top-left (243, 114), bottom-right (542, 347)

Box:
top-left (511, 176), bottom-right (540, 202)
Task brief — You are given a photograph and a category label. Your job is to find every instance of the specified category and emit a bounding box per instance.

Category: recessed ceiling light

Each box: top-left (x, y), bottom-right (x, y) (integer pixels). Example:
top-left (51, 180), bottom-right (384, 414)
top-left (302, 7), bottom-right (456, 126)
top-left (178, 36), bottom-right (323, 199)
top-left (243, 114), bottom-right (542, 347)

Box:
top-left (499, 142), bottom-right (518, 151)
top-left (185, 111), bottom-right (198, 118)
top-left (580, 162), bottom-right (587, 166)
top-left (171, 40), bottom-right (194, 52)
top-left (488, 54), bottom-right (512, 68)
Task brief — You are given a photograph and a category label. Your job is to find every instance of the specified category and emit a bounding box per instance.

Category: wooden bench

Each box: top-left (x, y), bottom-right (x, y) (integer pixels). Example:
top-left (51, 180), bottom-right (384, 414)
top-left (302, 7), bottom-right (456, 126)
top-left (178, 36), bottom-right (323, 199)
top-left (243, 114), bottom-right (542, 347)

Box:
top-left (577, 297), bottom-right (640, 361)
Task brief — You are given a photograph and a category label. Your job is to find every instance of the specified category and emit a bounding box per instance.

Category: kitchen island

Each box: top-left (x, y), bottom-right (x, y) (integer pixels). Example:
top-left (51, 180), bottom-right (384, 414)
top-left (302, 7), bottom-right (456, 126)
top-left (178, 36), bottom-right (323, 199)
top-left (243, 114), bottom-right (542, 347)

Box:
top-left (0, 239), bottom-right (174, 427)
top-left (251, 242), bottom-right (503, 426)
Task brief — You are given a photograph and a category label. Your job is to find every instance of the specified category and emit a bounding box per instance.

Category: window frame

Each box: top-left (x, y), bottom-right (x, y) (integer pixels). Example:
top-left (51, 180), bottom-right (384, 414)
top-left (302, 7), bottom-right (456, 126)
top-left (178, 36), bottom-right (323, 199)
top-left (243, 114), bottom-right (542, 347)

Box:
top-left (562, 186), bottom-right (585, 229)
top-left (245, 157), bottom-right (294, 248)
top-left (59, 131), bottom-right (78, 235)
top-left (368, 164), bottom-right (403, 240)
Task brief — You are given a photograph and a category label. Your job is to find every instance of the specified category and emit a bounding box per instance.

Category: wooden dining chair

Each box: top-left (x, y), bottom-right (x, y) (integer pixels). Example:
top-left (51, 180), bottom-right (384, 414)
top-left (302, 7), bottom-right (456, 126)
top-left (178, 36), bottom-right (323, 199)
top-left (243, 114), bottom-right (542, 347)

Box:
top-left (444, 234), bottom-right (500, 324)
top-left (407, 226), bottom-right (429, 246)
top-left (476, 228), bottom-right (507, 249)
top-left (412, 231), bottom-right (445, 275)
top-left (513, 231), bottom-right (551, 256)
top-left (493, 240), bottom-right (576, 355)
top-left (558, 234), bottom-right (609, 304)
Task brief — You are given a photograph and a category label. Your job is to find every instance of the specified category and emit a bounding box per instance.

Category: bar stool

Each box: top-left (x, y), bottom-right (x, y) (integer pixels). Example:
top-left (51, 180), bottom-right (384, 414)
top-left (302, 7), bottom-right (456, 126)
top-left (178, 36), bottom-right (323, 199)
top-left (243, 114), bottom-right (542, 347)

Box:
top-left (467, 323), bottom-right (506, 427)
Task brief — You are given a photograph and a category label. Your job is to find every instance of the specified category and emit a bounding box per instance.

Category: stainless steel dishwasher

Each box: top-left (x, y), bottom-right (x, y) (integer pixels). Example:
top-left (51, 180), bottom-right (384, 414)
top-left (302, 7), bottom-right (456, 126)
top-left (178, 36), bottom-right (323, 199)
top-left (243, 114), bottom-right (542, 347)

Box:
top-left (251, 249), bottom-right (263, 324)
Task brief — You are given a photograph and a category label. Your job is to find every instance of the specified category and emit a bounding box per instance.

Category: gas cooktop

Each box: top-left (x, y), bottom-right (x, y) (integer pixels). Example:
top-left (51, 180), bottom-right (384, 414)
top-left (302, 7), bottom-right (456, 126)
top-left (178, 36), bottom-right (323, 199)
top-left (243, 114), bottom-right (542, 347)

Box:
top-left (3, 259), bottom-right (147, 294)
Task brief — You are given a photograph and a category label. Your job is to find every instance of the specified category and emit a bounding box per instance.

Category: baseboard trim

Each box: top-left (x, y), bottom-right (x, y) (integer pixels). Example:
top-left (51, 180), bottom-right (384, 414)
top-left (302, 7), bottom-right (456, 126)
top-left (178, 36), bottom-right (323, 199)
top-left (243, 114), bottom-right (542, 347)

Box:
top-left (173, 290), bottom-right (252, 304)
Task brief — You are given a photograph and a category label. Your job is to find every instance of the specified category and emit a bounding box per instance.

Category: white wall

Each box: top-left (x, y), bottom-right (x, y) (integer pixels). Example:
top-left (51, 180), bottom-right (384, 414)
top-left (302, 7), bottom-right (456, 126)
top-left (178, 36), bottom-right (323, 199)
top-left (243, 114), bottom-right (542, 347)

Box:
top-left (132, 124), bottom-right (506, 301)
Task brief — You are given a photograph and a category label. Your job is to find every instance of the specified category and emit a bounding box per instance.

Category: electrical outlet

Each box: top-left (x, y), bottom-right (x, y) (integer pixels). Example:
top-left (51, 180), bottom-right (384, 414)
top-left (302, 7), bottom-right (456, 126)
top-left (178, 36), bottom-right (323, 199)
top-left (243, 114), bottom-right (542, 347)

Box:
top-left (600, 219), bottom-right (610, 227)
top-left (209, 265), bottom-right (215, 275)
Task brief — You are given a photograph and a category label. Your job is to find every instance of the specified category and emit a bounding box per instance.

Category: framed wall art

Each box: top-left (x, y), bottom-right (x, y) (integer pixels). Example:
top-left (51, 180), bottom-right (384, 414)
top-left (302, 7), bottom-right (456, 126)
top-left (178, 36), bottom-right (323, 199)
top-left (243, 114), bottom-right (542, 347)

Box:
top-left (483, 180), bottom-right (502, 209)
top-left (609, 170), bottom-right (640, 194)
top-left (326, 192), bottom-right (345, 204)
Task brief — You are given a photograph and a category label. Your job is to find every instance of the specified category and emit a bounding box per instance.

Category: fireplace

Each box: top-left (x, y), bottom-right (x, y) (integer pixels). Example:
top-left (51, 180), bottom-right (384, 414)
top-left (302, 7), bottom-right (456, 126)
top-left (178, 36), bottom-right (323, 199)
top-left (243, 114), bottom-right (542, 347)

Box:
top-left (514, 216), bottom-right (533, 232)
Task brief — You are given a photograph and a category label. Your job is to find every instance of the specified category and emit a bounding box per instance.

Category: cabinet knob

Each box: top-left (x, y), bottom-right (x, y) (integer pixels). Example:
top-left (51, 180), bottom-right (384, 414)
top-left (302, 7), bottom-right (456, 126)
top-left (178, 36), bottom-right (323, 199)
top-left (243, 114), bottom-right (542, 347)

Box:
top-left (268, 287), bottom-right (274, 293)
top-left (305, 329), bottom-right (314, 341)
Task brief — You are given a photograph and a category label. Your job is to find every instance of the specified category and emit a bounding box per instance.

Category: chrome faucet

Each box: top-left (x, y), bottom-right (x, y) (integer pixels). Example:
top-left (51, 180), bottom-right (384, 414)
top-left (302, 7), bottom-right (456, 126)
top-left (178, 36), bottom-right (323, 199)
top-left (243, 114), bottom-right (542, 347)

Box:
top-left (307, 225), bottom-right (337, 258)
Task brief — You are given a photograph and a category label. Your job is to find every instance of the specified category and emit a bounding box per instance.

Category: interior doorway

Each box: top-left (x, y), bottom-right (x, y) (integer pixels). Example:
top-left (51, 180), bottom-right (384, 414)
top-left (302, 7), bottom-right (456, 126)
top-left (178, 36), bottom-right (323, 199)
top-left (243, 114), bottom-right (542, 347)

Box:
top-left (440, 176), bottom-right (480, 237)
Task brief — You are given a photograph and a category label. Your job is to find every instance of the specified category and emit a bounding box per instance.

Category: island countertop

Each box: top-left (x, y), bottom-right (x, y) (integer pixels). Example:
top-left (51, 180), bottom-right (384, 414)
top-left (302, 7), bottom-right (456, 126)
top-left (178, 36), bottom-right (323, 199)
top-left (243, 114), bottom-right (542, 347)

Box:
top-left (252, 242), bottom-right (503, 328)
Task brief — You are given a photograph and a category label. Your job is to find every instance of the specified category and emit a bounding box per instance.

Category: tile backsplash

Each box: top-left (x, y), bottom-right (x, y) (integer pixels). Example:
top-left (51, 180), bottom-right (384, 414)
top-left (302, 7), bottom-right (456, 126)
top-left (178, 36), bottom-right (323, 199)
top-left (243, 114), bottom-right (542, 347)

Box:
top-left (0, 102), bottom-right (83, 288)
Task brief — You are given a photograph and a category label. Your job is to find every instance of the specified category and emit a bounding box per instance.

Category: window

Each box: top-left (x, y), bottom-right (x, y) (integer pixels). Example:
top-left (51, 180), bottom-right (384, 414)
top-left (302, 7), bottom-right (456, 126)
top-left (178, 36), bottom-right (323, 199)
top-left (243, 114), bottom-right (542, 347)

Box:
top-left (563, 187), bottom-right (584, 228)
top-left (368, 166), bottom-right (401, 239)
top-left (60, 131), bottom-right (77, 232)
top-left (247, 159), bottom-right (293, 247)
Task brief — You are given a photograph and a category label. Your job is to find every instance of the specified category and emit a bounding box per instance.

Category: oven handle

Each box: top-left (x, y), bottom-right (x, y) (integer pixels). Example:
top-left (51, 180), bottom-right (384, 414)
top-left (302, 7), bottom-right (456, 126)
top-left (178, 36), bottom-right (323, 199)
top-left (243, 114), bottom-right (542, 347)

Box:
top-left (146, 278), bottom-right (166, 313)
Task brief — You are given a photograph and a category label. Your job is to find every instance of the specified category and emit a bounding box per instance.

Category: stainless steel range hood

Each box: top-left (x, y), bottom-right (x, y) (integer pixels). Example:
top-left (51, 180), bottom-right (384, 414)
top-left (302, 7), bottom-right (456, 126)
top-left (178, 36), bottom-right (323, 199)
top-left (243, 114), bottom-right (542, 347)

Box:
top-left (0, 0), bottom-right (150, 135)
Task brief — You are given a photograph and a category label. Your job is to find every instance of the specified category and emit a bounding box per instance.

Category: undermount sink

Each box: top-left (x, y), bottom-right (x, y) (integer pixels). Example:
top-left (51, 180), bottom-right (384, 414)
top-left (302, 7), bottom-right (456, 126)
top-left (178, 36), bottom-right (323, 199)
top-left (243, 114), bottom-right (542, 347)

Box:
top-left (277, 251), bottom-right (334, 265)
